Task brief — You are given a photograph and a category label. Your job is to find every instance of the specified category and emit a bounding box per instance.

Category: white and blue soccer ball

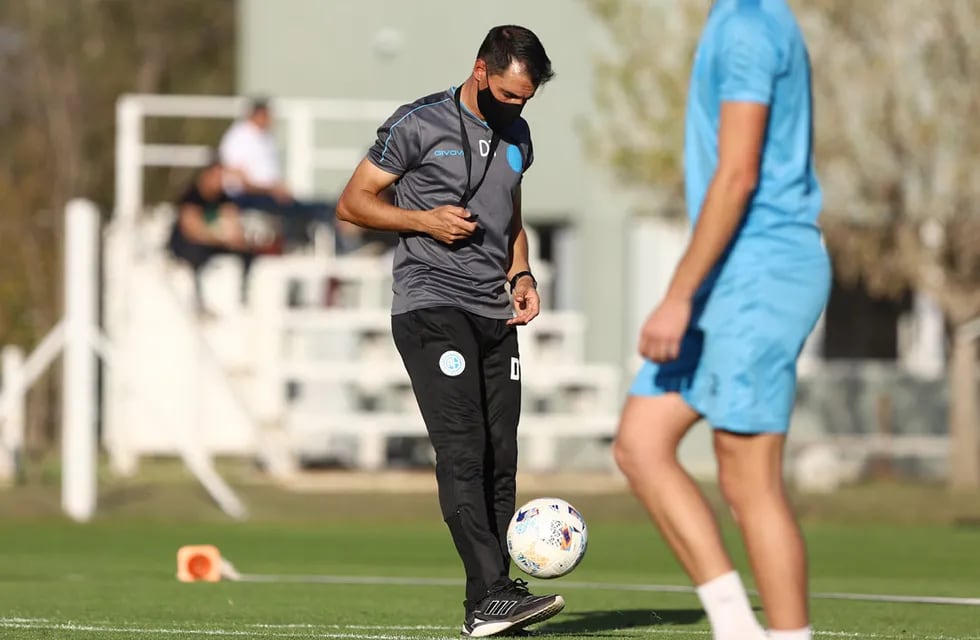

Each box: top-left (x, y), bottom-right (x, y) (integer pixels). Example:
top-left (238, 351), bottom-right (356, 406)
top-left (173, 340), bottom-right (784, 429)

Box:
top-left (506, 497), bottom-right (588, 579)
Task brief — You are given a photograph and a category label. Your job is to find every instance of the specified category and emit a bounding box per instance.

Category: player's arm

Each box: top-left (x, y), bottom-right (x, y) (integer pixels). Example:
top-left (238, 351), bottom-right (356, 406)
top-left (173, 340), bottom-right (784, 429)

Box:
top-left (641, 104), bottom-right (767, 361)
top-left (336, 112), bottom-right (478, 244)
top-left (216, 203), bottom-right (249, 250)
top-left (663, 102), bottom-right (768, 301)
top-left (665, 13), bottom-right (780, 301)
top-left (507, 186), bottom-right (531, 281)
top-left (506, 185), bottom-right (540, 325)
top-left (337, 159), bottom-right (428, 233)
top-left (639, 14), bottom-right (778, 363)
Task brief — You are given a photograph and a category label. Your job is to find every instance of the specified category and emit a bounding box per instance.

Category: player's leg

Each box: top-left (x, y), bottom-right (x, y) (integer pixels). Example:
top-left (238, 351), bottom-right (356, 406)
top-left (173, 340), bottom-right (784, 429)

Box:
top-left (235, 250), bottom-right (256, 305)
top-left (614, 394), bottom-right (727, 580)
top-left (209, 246), bottom-right (257, 305)
top-left (473, 317), bottom-right (564, 635)
top-left (714, 431), bottom-right (808, 633)
top-left (620, 315), bottom-right (767, 640)
top-left (614, 394), bottom-right (765, 640)
top-left (391, 309), bottom-right (506, 612)
top-left (693, 329), bottom-right (806, 639)
top-left (168, 234), bottom-right (215, 313)
top-left (477, 321), bottom-right (520, 565)
top-left (705, 247), bottom-right (830, 638)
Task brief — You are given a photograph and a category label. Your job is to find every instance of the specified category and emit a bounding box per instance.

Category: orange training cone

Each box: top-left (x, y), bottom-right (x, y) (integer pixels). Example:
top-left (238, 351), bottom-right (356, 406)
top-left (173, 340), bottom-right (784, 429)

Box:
top-left (177, 545), bottom-right (222, 582)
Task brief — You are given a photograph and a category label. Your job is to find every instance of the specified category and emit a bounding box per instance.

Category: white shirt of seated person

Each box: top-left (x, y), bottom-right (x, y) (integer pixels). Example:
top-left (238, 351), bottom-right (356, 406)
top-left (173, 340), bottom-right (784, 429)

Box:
top-left (219, 118), bottom-right (282, 196)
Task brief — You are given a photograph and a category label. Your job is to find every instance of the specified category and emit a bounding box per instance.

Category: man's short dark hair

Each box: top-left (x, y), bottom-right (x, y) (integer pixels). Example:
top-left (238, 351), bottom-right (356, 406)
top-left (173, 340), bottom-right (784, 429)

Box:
top-left (205, 148), bottom-right (222, 169)
top-left (476, 25), bottom-right (554, 87)
top-left (249, 96), bottom-right (270, 115)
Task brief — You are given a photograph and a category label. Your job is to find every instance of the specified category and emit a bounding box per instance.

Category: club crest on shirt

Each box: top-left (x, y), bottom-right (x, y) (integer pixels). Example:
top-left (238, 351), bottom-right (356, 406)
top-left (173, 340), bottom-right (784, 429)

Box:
top-left (439, 350), bottom-right (466, 377)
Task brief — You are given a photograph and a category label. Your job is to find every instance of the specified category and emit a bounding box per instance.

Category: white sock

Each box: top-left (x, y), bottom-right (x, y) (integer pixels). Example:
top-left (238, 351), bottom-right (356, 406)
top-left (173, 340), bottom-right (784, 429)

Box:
top-left (769, 627), bottom-right (812, 640)
top-left (696, 571), bottom-right (766, 640)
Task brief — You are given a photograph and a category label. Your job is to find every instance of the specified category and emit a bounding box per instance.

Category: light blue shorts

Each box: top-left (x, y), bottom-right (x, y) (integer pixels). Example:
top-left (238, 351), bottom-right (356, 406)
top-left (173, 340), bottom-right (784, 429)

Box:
top-left (630, 238), bottom-right (831, 434)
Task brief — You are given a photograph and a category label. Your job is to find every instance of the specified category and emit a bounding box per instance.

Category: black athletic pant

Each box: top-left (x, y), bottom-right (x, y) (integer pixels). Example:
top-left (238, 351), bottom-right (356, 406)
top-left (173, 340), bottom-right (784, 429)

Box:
top-left (392, 307), bottom-right (521, 610)
top-left (169, 231), bottom-right (255, 305)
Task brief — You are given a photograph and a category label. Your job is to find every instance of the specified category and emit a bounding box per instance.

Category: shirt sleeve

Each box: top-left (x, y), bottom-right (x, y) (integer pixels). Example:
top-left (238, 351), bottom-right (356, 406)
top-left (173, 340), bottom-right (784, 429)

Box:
top-left (514, 121), bottom-right (533, 182)
top-left (218, 125), bottom-right (243, 167)
top-left (366, 104), bottom-right (423, 176)
top-left (718, 12), bottom-right (782, 105)
top-left (178, 184), bottom-right (205, 208)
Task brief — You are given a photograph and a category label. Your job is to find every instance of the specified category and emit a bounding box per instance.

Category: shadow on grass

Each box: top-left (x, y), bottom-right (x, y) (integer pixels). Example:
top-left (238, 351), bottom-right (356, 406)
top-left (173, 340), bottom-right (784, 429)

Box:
top-left (534, 608), bottom-right (706, 635)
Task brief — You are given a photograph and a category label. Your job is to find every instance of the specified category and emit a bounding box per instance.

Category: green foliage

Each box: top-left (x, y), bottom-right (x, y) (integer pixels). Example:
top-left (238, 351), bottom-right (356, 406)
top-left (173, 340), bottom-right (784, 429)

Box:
top-left (803, 0), bottom-right (980, 317)
top-left (0, 0), bottom-right (236, 349)
top-left (0, 0), bottom-right (235, 448)
top-left (581, 0), bottom-right (704, 219)
top-left (584, 0), bottom-right (980, 319)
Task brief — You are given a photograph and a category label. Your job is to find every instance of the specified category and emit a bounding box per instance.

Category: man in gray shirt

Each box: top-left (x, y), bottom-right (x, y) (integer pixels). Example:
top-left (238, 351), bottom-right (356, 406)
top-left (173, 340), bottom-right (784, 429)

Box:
top-left (337, 25), bottom-right (560, 638)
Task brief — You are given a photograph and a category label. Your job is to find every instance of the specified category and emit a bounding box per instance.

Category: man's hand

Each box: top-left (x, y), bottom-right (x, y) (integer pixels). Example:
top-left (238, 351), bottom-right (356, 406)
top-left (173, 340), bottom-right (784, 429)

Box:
top-left (216, 214), bottom-right (250, 251)
top-left (223, 232), bottom-right (250, 252)
top-left (638, 295), bottom-right (692, 363)
top-left (507, 279), bottom-right (540, 326)
top-left (270, 183), bottom-right (294, 205)
top-left (423, 205), bottom-right (477, 244)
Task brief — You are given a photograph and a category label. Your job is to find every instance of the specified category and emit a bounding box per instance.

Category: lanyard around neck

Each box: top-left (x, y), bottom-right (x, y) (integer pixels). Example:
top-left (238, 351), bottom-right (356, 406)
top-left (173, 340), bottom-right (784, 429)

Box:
top-left (454, 86), bottom-right (500, 209)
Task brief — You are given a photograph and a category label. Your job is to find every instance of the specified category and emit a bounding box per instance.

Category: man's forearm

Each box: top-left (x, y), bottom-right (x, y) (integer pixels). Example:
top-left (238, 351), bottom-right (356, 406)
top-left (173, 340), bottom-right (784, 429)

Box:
top-left (182, 222), bottom-right (223, 246)
top-left (242, 178), bottom-right (273, 196)
top-left (507, 227), bottom-right (532, 280)
top-left (336, 188), bottom-right (426, 234)
top-left (225, 166), bottom-right (277, 197)
top-left (666, 171), bottom-right (755, 301)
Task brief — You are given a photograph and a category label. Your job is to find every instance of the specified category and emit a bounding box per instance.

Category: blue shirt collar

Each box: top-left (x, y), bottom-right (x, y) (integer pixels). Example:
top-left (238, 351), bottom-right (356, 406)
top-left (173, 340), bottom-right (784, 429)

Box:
top-left (450, 85), bottom-right (489, 129)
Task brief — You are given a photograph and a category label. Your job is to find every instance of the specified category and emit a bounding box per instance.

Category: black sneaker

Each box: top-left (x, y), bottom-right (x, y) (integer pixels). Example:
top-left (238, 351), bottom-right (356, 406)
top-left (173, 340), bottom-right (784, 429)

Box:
top-left (461, 579), bottom-right (564, 637)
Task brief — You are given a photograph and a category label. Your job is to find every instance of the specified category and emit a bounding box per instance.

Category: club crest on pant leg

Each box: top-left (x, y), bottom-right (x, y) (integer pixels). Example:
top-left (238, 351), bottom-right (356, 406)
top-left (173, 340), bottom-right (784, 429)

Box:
top-left (439, 350), bottom-right (465, 377)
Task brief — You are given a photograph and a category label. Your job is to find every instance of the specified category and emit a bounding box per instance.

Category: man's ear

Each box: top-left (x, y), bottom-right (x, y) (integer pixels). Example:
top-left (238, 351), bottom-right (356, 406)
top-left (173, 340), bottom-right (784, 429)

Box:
top-left (472, 59), bottom-right (488, 84)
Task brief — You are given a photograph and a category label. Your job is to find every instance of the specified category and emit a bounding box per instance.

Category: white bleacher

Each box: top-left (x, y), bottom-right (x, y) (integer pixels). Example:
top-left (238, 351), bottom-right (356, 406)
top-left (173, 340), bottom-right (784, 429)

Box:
top-left (102, 204), bottom-right (622, 477)
top-left (100, 93), bottom-right (622, 479)
top-left (244, 225), bottom-right (620, 473)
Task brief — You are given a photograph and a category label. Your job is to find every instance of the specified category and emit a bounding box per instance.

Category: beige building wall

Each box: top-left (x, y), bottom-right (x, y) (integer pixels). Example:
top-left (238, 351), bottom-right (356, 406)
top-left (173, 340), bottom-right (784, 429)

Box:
top-left (238, 0), bottom-right (636, 368)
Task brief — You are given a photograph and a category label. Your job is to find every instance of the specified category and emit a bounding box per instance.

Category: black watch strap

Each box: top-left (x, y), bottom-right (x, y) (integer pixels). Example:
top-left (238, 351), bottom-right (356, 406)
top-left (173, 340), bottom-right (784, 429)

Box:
top-left (509, 270), bottom-right (536, 290)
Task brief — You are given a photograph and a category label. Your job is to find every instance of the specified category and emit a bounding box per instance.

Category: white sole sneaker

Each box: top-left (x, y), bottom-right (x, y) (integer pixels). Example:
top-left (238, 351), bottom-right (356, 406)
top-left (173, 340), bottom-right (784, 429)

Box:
top-left (462, 595), bottom-right (565, 637)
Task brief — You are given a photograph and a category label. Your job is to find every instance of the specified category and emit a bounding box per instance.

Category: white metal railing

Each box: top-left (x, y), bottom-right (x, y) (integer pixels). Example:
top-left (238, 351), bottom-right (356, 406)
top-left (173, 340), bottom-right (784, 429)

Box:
top-left (107, 92), bottom-right (623, 479)
top-left (0, 201), bottom-right (101, 518)
top-left (0, 202), bottom-right (102, 519)
top-left (114, 94), bottom-right (404, 220)
top-left (1, 200), bottom-right (962, 518)
top-left (0, 200), bottom-right (247, 521)
top-left (95, 189), bottom-right (625, 478)
top-left (245, 247), bottom-right (620, 472)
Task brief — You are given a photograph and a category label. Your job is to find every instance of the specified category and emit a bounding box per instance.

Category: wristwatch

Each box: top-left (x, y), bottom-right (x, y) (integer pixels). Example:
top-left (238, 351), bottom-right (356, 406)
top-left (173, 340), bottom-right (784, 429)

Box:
top-left (509, 270), bottom-right (537, 290)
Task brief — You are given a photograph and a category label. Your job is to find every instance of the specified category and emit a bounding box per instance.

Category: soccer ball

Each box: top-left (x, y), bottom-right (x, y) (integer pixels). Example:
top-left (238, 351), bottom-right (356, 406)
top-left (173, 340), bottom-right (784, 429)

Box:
top-left (506, 497), bottom-right (588, 579)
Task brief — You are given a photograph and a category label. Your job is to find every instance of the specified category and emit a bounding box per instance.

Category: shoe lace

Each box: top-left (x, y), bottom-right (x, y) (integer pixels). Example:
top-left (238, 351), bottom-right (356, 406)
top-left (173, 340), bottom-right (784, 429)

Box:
top-left (509, 578), bottom-right (531, 596)
top-left (485, 577), bottom-right (532, 602)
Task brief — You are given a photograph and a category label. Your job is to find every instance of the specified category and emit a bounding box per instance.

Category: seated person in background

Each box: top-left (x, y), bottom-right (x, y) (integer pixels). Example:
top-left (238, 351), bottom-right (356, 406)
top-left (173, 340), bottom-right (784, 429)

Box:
top-left (219, 97), bottom-right (292, 204)
top-left (168, 158), bottom-right (269, 313)
top-left (219, 97), bottom-right (342, 250)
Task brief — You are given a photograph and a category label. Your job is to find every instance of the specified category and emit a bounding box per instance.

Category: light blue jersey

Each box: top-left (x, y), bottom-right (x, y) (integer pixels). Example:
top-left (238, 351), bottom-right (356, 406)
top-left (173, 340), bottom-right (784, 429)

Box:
top-left (630, 0), bottom-right (831, 434)
top-left (685, 0), bottom-right (821, 241)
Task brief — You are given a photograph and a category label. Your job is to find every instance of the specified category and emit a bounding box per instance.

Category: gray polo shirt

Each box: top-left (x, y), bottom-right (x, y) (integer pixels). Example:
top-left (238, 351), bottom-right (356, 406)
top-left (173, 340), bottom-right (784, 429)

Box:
top-left (366, 87), bottom-right (534, 319)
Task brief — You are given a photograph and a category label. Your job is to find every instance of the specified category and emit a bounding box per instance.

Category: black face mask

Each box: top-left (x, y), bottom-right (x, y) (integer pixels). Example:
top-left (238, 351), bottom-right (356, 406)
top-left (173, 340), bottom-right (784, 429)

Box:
top-left (477, 83), bottom-right (524, 132)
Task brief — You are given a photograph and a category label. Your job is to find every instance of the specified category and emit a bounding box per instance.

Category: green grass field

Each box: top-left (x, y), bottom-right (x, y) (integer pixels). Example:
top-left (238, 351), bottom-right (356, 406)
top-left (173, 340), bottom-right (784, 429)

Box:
top-left (1, 475), bottom-right (979, 639)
